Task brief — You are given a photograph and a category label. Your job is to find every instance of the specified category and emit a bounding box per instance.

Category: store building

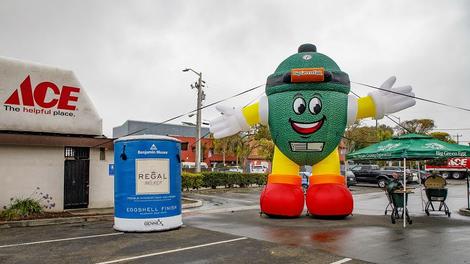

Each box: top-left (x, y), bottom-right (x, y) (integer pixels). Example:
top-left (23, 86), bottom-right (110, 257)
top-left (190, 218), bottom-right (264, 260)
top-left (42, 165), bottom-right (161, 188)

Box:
top-left (0, 57), bottom-right (114, 211)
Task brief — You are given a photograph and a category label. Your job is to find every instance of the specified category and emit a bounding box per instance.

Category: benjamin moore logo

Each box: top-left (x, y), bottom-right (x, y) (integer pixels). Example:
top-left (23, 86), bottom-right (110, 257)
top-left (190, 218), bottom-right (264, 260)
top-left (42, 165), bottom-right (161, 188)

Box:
top-left (137, 144), bottom-right (168, 155)
top-left (3, 75), bottom-right (80, 117)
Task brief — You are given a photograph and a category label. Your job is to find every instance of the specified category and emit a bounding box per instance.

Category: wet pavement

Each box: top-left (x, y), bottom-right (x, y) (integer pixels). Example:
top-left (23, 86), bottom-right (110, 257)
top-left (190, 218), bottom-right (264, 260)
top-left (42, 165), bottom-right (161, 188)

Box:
top-left (0, 221), bottom-right (365, 264)
top-left (354, 180), bottom-right (470, 220)
top-left (1, 182), bottom-right (469, 263)
top-left (183, 181), bottom-right (470, 264)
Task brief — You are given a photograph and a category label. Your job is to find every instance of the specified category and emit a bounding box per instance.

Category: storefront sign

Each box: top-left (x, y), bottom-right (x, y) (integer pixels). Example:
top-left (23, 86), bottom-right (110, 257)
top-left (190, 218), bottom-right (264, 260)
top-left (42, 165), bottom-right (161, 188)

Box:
top-left (0, 56), bottom-right (102, 135)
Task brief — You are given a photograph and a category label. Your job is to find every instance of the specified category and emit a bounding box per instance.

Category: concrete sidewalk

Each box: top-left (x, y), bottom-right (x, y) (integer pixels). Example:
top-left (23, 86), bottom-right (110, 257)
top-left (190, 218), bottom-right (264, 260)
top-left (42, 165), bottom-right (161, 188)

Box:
top-left (0, 197), bottom-right (202, 229)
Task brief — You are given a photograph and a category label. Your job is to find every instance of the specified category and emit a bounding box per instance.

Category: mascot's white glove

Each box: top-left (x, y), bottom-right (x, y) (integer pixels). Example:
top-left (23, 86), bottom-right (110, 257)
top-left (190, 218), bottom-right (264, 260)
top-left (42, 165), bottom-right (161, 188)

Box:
top-left (369, 76), bottom-right (416, 119)
top-left (210, 105), bottom-right (250, 139)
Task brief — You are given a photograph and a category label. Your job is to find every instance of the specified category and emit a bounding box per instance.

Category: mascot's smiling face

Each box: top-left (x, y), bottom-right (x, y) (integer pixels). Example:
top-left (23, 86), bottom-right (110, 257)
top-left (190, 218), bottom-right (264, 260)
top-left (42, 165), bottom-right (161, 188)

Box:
top-left (267, 88), bottom-right (347, 165)
top-left (289, 92), bottom-right (325, 136)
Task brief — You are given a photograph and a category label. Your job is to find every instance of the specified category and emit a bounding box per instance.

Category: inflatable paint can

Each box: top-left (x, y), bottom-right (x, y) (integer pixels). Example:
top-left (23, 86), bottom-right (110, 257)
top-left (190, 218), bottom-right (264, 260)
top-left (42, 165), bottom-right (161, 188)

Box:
top-left (114, 135), bottom-right (182, 232)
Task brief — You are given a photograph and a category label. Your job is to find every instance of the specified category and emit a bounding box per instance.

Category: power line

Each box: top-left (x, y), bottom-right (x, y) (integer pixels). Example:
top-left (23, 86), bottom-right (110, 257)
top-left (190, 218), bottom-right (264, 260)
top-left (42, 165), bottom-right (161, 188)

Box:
top-left (352, 81), bottom-right (470, 112)
top-left (91, 83), bottom-right (265, 148)
top-left (349, 90), bottom-right (412, 134)
top-left (433, 128), bottom-right (470, 131)
top-left (454, 134), bottom-right (463, 144)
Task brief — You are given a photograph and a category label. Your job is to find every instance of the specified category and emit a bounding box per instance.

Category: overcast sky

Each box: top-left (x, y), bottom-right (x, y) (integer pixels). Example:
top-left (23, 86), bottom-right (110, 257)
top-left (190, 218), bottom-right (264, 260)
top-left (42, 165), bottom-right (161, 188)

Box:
top-left (1, 0), bottom-right (469, 142)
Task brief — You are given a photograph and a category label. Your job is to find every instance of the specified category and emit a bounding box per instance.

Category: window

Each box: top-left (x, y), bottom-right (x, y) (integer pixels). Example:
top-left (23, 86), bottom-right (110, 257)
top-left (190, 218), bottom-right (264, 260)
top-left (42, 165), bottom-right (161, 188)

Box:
top-left (181, 142), bottom-right (189, 151)
top-left (99, 148), bottom-right (106, 160)
top-left (64, 147), bottom-right (90, 160)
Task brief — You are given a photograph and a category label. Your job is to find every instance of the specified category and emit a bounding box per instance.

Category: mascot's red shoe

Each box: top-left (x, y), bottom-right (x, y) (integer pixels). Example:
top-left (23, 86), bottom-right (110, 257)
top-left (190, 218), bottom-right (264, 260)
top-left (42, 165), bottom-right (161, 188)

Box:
top-left (260, 174), bottom-right (304, 217)
top-left (306, 175), bottom-right (353, 217)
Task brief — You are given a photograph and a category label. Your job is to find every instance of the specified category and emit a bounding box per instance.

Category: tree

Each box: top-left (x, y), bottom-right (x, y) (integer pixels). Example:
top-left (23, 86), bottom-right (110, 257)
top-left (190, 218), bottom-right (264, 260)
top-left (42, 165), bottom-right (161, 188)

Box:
top-left (395, 119), bottom-right (435, 135)
top-left (256, 138), bottom-right (275, 161)
top-left (344, 121), bottom-right (394, 152)
top-left (212, 135), bottom-right (239, 166)
top-left (430, 132), bottom-right (456, 143)
top-left (212, 124), bottom-right (275, 170)
top-left (377, 124), bottom-right (394, 141)
top-left (252, 124), bottom-right (274, 160)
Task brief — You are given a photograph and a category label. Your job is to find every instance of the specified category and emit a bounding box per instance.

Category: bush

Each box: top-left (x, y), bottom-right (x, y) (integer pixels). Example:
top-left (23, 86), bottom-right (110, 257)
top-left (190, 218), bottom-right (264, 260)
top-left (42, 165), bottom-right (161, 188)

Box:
top-left (181, 172), bottom-right (204, 191)
top-left (1, 198), bottom-right (43, 220)
top-left (0, 187), bottom-right (55, 220)
top-left (202, 172), bottom-right (223, 189)
top-left (181, 172), bottom-right (267, 191)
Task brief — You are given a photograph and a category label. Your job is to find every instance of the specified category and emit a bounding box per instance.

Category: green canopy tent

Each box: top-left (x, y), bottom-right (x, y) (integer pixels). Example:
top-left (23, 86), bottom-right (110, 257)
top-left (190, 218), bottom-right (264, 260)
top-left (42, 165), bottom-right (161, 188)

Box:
top-left (347, 133), bottom-right (470, 161)
top-left (347, 133), bottom-right (470, 227)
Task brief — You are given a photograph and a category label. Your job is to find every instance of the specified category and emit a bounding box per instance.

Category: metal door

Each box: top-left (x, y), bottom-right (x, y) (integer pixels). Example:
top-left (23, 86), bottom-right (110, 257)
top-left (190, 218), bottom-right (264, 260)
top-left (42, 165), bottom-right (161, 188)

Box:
top-left (64, 147), bottom-right (90, 209)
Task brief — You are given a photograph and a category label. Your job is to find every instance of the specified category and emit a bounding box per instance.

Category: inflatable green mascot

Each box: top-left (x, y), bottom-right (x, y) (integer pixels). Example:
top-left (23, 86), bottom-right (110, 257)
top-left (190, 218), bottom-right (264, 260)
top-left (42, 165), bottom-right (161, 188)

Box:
top-left (210, 44), bottom-right (416, 217)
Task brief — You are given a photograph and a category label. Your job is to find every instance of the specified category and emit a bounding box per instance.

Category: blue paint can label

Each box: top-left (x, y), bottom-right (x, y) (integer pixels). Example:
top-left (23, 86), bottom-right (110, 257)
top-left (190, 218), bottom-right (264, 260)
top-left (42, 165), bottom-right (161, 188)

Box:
top-left (113, 136), bottom-right (182, 232)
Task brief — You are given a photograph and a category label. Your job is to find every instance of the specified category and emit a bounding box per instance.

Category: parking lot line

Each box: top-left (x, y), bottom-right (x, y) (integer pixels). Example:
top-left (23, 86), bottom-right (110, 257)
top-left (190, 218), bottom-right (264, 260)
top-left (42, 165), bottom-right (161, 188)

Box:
top-left (95, 237), bottom-right (248, 264)
top-left (183, 205), bottom-right (259, 214)
top-left (190, 193), bottom-right (256, 203)
top-left (0, 232), bottom-right (124, 248)
top-left (330, 258), bottom-right (352, 264)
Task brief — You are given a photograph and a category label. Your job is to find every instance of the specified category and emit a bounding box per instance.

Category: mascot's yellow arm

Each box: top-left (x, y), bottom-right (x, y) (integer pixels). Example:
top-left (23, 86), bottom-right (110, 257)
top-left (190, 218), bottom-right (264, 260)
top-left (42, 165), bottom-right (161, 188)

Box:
top-left (356, 96), bottom-right (377, 119)
top-left (242, 102), bottom-right (260, 126)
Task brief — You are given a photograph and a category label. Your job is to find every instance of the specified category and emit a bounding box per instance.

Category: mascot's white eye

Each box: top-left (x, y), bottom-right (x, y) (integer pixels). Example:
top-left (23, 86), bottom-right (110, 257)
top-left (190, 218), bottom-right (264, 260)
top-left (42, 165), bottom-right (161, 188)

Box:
top-left (309, 97), bottom-right (322, 114)
top-left (293, 97), bottom-right (306, 114)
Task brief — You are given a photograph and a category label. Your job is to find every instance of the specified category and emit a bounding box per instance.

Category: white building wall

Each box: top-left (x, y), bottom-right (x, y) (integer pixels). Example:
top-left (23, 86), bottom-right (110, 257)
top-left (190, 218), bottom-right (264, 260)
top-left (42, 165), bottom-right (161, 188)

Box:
top-left (0, 145), bottom-right (64, 211)
top-left (89, 148), bottom-right (114, 208)
top-left (0, 145), bottom-right (115, 212)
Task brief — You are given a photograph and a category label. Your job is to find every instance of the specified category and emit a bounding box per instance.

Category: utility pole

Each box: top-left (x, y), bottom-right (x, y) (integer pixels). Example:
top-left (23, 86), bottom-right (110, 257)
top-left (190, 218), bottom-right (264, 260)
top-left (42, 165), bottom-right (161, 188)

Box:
top-left (195, 73), bottom-right (203, 173)
top-left (375, 119), bottom-right (379, 141)
top-left (183, 68), bottom-right (205, 172)
top-left (455, 134), bottom-right (463, 144)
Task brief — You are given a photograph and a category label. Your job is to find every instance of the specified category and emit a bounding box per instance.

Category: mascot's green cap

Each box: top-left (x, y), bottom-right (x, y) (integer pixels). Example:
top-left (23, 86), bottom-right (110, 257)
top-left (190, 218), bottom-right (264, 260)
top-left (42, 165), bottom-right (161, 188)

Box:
top-left (265, 44), bottom-right (350, 96)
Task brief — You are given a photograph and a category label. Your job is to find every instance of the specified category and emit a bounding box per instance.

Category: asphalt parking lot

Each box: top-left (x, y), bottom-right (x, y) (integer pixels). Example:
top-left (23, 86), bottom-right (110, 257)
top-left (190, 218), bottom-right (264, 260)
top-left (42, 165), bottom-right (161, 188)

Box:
top-left (0, 221), bottom-right (364, 264)
top-left (1, 181), bottom-right (470, 264)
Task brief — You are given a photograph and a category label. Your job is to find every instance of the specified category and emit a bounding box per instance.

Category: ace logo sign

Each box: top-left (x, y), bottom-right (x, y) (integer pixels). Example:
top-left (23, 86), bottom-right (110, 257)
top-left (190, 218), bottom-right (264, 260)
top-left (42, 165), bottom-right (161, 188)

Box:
top-left (0, 56), bottom-right (102, 135)
top-left (3, 75), bottom-right (80, 117)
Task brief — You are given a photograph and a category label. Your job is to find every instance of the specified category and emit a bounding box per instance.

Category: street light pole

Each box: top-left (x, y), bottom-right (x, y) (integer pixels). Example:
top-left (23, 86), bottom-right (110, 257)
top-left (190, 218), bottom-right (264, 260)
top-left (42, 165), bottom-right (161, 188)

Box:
top-left (183, 68), bottom-right (204, 173)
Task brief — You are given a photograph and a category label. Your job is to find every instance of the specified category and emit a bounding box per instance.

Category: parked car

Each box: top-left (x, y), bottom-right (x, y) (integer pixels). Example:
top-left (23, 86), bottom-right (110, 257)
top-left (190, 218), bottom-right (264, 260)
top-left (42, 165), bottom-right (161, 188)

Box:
top-left (350, 164), bottom-right (413, 188)
top-left (300, 171), bottom-right (310, 191)
top-left (381, 167), bottom-right (418, 183)
top-left (214, 166), bottom-right (243, 173)
top-left (414, 169), bottom-right (432, 182)
top-left (298, 170), bottom-right (356, 189)
top-left (182, 162), bottom-right (208, 170)
top-left (350, 164), bottom-right (381, 184)
top-left (346, 170), bottom-right (357, 187)
top-left (250, 165), bottom-right (268, 173)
